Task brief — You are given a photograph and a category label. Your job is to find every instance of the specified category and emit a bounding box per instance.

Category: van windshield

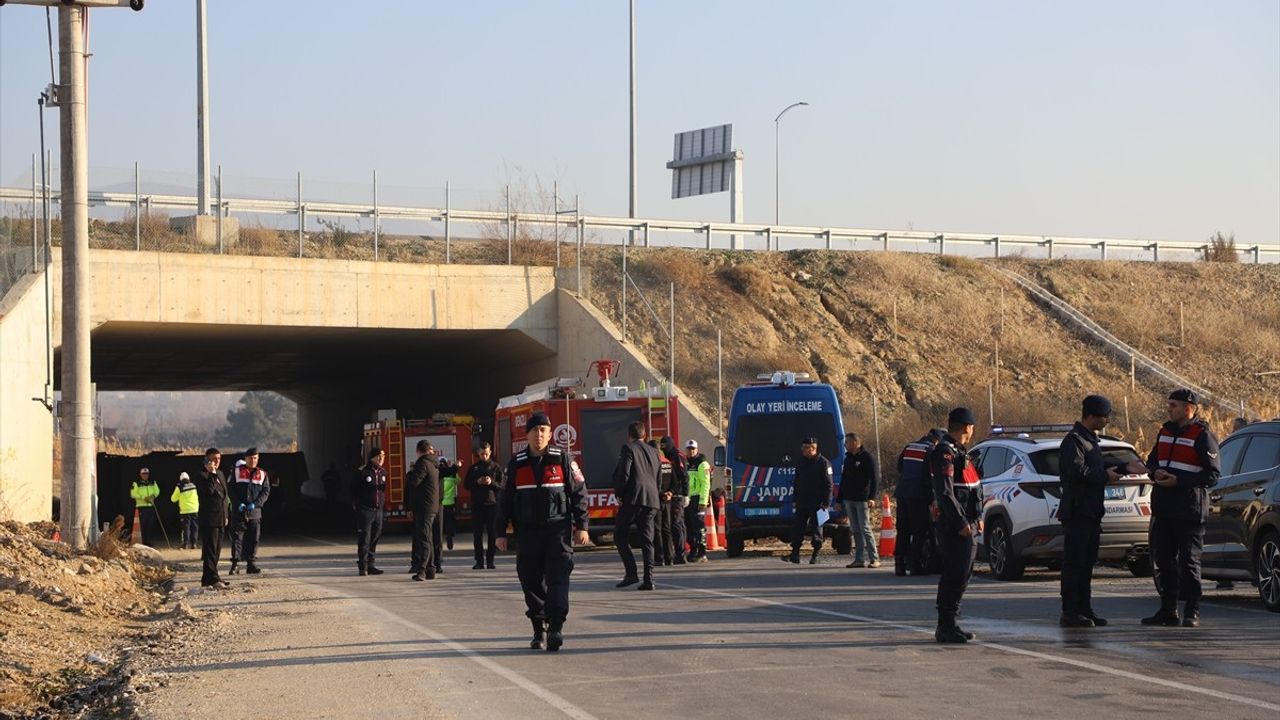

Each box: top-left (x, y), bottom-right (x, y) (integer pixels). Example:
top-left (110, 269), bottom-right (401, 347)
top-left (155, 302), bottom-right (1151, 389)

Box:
top-left (733, 412), bottom-right (840, 467)
top-left (1029, 446), bottom-right (1143, 478)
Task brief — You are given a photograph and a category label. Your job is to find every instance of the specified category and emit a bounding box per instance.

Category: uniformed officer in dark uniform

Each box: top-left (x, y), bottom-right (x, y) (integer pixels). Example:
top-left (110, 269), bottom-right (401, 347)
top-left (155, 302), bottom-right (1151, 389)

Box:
top-left (894, 429), bottom-right (944, 576)
top-left (352, 447), bottom-right (388, 577)
top-left (1058, 395), bottom-right (1126, 627)
top-left (783, 437), bottom-right (833, 565)
top-left (930, 408), bottom-right (982, 643)
top-left (406, 440), bottom-right (440, 581)
top-left (1139, 389), bottom-right (1221, 628)
top-left (495, 412), bottom-right (590, 652)
top-left (611, 421), bottom-right (661, 590)
top-left (651, 440), bottom-right (680, 566)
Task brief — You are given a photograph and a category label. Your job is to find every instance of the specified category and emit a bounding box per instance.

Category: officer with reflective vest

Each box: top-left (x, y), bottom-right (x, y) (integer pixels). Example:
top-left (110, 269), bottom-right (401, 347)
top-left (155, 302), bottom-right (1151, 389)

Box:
top-left (894, 429), bottom-right (944, 576)
top-left (930, 408), bottom-right (982, 643)
top-left (684, 439), bottom-right (713, 562)
top-left (228, 447), bottom-right (271, 575)
top-left (130, 468), bottom-right (160, 546)
top-left (170, 471), bottom-right (200, 550)
top-left (495, 412), bottom-right (590, 652)
top-left (1138, 389), bottom-right (1221, 628)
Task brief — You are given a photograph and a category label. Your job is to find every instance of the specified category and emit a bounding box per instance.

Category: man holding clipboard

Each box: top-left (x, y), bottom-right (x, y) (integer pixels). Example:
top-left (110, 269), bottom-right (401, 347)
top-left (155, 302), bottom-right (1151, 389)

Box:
top-left (783, 437), bottom-right (834, 565)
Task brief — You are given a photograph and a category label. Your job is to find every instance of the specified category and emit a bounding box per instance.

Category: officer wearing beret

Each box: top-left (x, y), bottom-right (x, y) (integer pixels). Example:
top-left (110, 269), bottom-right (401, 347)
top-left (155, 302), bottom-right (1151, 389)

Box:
top-left (1058, 394), bottom-right (1126, 628)
top-left (495, 412), bottom-right (590, 651)
top-left (1139, 389), bottom-right (1221, 628)
top-left (930, 407), bottom-right (982, 643)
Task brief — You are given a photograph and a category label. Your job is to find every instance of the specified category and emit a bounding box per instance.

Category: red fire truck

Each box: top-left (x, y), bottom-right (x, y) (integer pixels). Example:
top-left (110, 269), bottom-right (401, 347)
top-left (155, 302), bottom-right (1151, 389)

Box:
top-left (362, 413), bottom-right (478, 524)
top-left (492, 360), bottom-right (681, 535)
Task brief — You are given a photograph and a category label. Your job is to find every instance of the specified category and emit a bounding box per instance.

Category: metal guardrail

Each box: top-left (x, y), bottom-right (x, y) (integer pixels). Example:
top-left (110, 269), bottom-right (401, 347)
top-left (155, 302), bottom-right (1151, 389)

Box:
top-left (996, 267), bottom-right (1240, 415)
top-left (1, 185), bottom-right (1275, 263)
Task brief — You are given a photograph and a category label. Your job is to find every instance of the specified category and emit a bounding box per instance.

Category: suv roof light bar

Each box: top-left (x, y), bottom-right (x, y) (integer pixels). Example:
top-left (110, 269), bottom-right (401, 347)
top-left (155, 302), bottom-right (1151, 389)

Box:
top-left (989, 424), bottom-right (1075, 436)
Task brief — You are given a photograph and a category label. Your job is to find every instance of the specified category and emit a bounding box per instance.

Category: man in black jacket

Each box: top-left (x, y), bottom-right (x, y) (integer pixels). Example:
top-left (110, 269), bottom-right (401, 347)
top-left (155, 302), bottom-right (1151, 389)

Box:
top-left (784, 437), bottom-right (833, 565)
top-left (930, 408), bottom-right (982, 643)
top-left (465, 442), bottom-right (505, 570)
top-left (352, 447), bottom-right (388, 577)
top-left (406, 440), bottom-right (440, 581)
top-left (1058, 395), bottom-right (1126, 628)
top-left (836, 432), bottom-right (880, 568)
top-left (612, 422), bottom-right (662, 590)
top-left (193, 447), bottom-right (229, 589)
top-left (894, 429), bottom-right (944, 576)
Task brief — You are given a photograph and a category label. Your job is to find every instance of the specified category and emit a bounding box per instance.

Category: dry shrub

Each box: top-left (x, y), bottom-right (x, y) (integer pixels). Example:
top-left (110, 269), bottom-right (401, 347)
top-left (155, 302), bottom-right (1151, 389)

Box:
top-left (236, 224), bottom-right (292, 257)
top-left (1204, 232), bottom-right (1239, 263)
top-left (635, 249), bottom-right (713, 288)
top-left (719, 263), bottom-right (773, 297)
top-left (88, 516), bottom-right (128, 561)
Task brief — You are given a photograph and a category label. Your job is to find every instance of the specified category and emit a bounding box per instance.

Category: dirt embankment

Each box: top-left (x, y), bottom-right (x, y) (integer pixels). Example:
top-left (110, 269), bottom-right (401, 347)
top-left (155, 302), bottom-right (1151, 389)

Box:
top-left (0, 522), bottom-right (194, 719)
top-left (578, 248), bottom-right (1280, 483)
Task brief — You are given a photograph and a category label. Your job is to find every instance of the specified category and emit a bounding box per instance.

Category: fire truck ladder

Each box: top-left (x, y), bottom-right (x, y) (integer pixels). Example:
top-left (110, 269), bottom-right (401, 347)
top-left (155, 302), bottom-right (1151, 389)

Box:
top-left (646, 380), bottom-right (671, 441)
top-left (386, 420), bottom-right (404, 503)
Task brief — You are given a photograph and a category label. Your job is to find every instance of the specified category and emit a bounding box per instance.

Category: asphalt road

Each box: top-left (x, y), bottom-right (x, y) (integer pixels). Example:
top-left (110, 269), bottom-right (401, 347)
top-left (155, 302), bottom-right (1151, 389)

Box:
top-left (221, 534), bottom-right (1279, 720)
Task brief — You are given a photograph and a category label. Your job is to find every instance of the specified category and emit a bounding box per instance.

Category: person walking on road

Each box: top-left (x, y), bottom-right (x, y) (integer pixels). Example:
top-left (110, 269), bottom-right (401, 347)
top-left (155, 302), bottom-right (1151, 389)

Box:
top-left (171, 471), bottom-right (200, 550)
top-left (465, 442), bottom-right (505, 570)
top-left (193, 448), bottom-right (229, 589)
top-left (930, 408), bottom-right (982, 643)
top-left (1058, 395), bottom-right (1127, 628)
top-left (612, 422), bottom-right (661, 591)
top-left (406, 440), bottom-right (441, 581)
top-left (894, 429), bottom-right (943, 576)
top-left (130, 468), bottom-right (160, 546)
top-left (228, 448), bottom-right (270, 575)
top-left (784, 437), bottom-right (833, 565)
top-left (1139, 389), bottom-right (1221, 628)
top-left (353, 447), bottom-right (388, 577)
top-left (837, 432), bottom-right (880, 568)
top-left (495, 412), bottom-right (590, 652)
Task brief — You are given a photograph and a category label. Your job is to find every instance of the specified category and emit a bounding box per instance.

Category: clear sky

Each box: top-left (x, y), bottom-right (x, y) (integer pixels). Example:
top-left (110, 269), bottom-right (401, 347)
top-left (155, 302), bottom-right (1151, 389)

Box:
top-left (1, 1), bottom-right (1277, 244)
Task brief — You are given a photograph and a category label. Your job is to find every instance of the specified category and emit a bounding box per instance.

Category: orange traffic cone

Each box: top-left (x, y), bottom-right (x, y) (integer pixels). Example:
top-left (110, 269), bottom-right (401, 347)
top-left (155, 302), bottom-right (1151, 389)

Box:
top-left (704, 502), bottom-right (722, 551)
top-left (714, 494), bottom-right (727, 547)
top-left (130, 508), bottom-right (141, 545)
top-left (878, 494), bottom-right (896, 559)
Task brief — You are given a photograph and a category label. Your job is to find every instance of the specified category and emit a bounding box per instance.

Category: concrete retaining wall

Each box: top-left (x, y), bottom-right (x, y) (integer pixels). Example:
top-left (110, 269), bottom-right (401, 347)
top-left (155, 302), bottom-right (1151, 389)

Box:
top-left (0, 271), bottom-right (54, 522)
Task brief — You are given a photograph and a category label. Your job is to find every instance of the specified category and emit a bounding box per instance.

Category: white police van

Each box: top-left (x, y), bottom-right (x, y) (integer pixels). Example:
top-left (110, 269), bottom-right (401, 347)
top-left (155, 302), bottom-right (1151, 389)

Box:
top-left (973, 424), bottom-right (1152, 580)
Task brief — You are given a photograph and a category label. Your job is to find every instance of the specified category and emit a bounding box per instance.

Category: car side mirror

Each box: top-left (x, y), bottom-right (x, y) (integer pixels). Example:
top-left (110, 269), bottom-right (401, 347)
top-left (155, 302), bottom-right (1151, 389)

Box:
top-left (713, 446), bottom-right (726, 467)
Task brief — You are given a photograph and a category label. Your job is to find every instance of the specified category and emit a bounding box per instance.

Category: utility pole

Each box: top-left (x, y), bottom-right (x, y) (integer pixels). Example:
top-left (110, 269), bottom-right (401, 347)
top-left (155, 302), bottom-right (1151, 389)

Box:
top-left (59, 4), bottom-right (94, 550)
top-left (196, 0), bottom-right (211, 215)
top-left (628, 0), bottom-right (637, 245)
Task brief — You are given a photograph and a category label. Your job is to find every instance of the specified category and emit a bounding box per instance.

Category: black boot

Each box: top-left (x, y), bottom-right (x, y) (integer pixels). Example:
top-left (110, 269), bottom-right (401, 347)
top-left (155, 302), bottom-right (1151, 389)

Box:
top-left (545, 621), bottom-right (564, 652)
top-left (616, 575), bottom-right (640, 588)
top-left (1059, 612), bottom-right (1095, 628)
top-left (529, 619), bottom-right (546, 649)
top-left (637, 574), bottom-right (654, 591)
top-left (935, 612), bottom-right (969, 644)
top-left (894, 556), bottom-right (907, 577)
top-left (1181, 601), bottom-right (1200, 628)
top-left (367, 565), bottom-right (384, 576)
top-left (246, 563), bottom-right (262, 574)
top-left (809, 547), bottom-right (821, 565)
top-left (358, 563), bottom-right (368, 577)
top-left (782, 550), bottom-right (800, 564)
top-left (1141, 600), bottom-right (1181, 626)
top-left (229, 561), bottom-right (240, 575)
top-left (954, 612), bottom-right (977, 640)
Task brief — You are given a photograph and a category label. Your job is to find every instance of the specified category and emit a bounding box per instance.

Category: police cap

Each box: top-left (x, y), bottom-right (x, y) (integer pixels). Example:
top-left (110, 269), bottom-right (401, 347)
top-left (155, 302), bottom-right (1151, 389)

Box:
top-left (526, 412), bottom-right (552, 432)
top-left (1168, 388), bottom-right (1199, 405)
top-left (1082, 394), bottom-right (1113, 417)
top-left (947, 407), bottom-right (977, 426)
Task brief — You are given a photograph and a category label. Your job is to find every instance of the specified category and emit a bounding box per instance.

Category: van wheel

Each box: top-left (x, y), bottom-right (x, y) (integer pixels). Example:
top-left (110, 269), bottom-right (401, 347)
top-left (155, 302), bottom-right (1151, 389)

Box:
top-left (1255, 531), bottom-right (1280, 613)
top-left (833, 528), bottom-right (853, 555)
top-left (986, 518), bottom-right (1025, 581)
top-left (726, 532), bottom-right (745, 558)
top-left (1127, 556), bottom-right (1153, 577)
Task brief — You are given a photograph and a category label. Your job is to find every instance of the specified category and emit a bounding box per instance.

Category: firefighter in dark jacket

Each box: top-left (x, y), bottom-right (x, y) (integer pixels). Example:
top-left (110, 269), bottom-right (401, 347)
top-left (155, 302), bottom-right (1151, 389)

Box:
top-left (894, 429), bottom-right (944, 576)
top-left (194, 447), bottom-right (229, 588)
top-left (611, 422), bottom-right (661, 590)
top-left (465, 442), bottom-right (505, 570)
top-left (784, 437), bottom-right (833, 565)
top-left (495, 412), bottom-right (590, 652)
top-left (1139, 389), bottom-right (1221, 628)
top-left (659, 438), bottom-right (691, 564)
top-left (1058, 395), bottom-right (1127, 628)
top-left (930, 408), bottom-right (982, 643)
top-left (228, 447), bottom-right (270, 575)
top-left (406, 440), bottom-right (441, 581)
top-left (651, 441), bottom-right (681, 566)
top-left (352, 447), bottom-right (388, 577)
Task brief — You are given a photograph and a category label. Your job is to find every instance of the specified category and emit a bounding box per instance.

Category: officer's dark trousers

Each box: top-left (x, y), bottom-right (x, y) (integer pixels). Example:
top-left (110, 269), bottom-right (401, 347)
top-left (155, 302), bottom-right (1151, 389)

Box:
top-left (410, 507), bottom-right (436, 573)
top-left (472, 505), bottom-right (498, 565)
top-left (1151, 516), bottom-right (1205, 604)
top-left (656, 500), bottom-right (673, 564)
top-left (686, 496), bottom-right (707, 553)
top-left (432, 512), bottom-right (444, 570)
top-left (198, 523), bottom-right (223, 586)
top-left (790, 507), bottom-right (824, 553)
top-left (895, 498), bottom-right (933, 573)
top-left (935, 529), bottom-right (977, 614)
top-left (180, 513), bottom-right (199, 549)
top-left (443, 505), bottom-right (457, 541)
top-left (137, 506), bottom-right (157, 546)
top-left (230, 517), bottom-right (260, 563)
top-left (355, 506), bottom-right (383, 568)
top-left (614, 505), bottom-right (655, 579)
top-left (667, 500), bottom-right (686, 561)
top-left (1060, 517), bottom-right (1101, 614)
top-left (516, 522), bottom-right (575, 623)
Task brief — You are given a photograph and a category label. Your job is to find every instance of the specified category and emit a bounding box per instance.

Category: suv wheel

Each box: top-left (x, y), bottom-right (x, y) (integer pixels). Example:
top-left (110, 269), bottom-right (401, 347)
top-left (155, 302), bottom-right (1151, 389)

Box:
top-left (1127, 556), bottom-right (1153, 578)
top-left (986, 518), bottom-right (1025, 581)
top-left (833, 527), bottom-right (853, 556)
top-left (1256, 531), bottom-right (1280, 613)
top-left (725, 531), bottom-right (745, 558)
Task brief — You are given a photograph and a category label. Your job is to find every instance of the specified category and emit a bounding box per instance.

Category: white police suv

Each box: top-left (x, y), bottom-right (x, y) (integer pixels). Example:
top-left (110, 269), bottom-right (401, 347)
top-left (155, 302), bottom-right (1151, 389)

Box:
top-left (972, 424), bottom-right (1153, 581)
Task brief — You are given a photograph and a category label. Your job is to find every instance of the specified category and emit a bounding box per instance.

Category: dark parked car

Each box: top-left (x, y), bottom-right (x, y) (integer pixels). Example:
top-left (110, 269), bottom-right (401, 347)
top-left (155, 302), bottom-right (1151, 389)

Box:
top-left (1201, 420), bottom-right (1280, 613)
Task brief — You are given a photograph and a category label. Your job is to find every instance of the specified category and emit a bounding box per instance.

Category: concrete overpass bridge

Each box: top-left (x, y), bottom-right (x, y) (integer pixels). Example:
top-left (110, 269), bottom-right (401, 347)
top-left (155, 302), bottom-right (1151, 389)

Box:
top-left (0, 249), bottom-right (717, 522)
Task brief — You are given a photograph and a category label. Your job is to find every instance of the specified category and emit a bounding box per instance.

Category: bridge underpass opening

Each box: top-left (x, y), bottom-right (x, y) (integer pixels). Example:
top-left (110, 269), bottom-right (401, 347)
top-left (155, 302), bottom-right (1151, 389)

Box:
top-left (59, 321), bottom-right (559, 497)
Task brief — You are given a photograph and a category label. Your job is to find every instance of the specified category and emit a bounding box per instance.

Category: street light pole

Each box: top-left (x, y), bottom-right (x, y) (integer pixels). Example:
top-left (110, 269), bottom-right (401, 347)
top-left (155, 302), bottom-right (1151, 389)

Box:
top-left (774, 101), bottom-right (808, 226)
top-left (628, 0), bottom-right (637, 245)
top-left (196, 0), bottom-right (211, 215)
